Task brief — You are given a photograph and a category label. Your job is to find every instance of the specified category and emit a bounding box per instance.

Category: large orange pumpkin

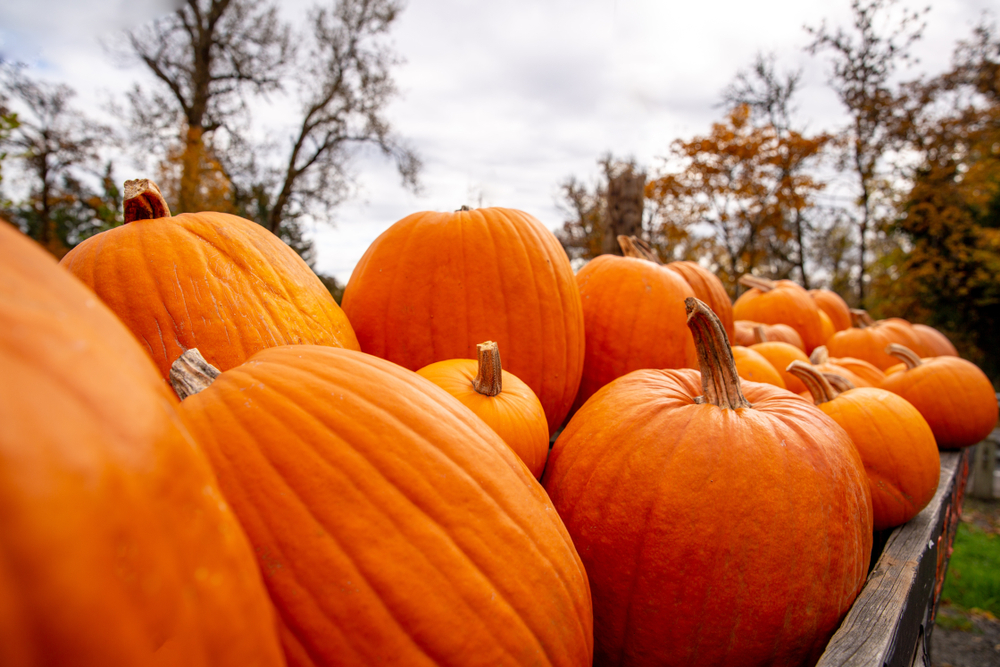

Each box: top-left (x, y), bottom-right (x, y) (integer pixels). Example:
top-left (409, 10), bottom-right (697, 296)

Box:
top-left (879, 344), bottom-right (999, 449)
top-left (787, 361), bottom-right (940, 530)
top-left (572, 254), bottom-right (697, 410)
top-left (0, 221), bottom-right (283, 665)
top-left (417, 341), bottom-right (550, 478)
top-left (542, 298), bottom-right (872, 667)
top-left (342, 207), bottom-right (584, 434)
top-left (733, 275), bottom-right (825, 352)
top-left (59, 179), bottom-right (359, 387)
top-left (173, 345), bottom-right (593, 666)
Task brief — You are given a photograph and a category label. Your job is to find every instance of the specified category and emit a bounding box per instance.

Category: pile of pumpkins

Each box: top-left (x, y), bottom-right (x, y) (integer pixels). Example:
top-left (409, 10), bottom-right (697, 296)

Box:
top-left (2, 179), bottom-right (997, 667)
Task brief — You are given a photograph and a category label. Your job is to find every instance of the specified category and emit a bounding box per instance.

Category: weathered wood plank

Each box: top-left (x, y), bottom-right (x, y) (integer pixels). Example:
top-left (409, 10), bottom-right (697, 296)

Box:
top-left (816, 449), bottom-right (971, 667)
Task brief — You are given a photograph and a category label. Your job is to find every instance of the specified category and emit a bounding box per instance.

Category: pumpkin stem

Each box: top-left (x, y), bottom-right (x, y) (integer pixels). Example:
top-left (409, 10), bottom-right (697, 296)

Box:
top-left (849, 309), bottom-right (874, 329)
top-left (123, 179), bottom-right (171, 223)
top-left (753, 325), bottom-right (768, 344)
top-left (886, 343), bottom-right (922, 370)
top-left (824, 372), bottom-right (856, 393)
top-left (809, 345), bottom-right (830, 364)
top-left (617, 235), bottom-right (663, 264)
top-left (456, 205), bottom-right (472, 212)
top-left (685, 297), bottom-right (750, 410)
top-left (738, 274), bottom-right (775, 293)
top-left (786, 361), bottom-right (840, 404)
top-left (170, 348), bottom-right (221, 400)
top-left (472, 341), bottom-right (503, 397)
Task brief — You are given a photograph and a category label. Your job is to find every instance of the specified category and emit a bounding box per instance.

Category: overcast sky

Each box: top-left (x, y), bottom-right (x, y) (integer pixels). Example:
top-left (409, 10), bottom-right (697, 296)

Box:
top-left (1, 0), bottom-right (995, 282)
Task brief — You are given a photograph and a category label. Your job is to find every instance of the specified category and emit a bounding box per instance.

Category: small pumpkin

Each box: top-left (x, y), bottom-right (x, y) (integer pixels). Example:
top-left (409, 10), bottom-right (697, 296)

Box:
top-left (417, 341), bottom-right (550, 478)
top-left (733, 319), bottom-right (762, 347)
top-left (731, 345), bottom-right (786, 389)
top-left (809, 288), bottom-right (852, 332)
top-left (542, 298), bottom-right (872, 666)
top-left (825, 310), bottom-right (927, 370)
top-left (748, 340), bottom-right (811, 394)
top-left (60, 179), bottom-right (359, 387)
top-left (879, 344), bottom-right (999, 449)
top-left (810, 346), bottom-right (886, 387)
top-left (733, 275), bottom-right (825, 352)
top-left (787, 361), bottom-right (940, 530)
top-left (751, 322), bottom-right (805, 351)
top-left (172, 345), bottom-right (594, 666)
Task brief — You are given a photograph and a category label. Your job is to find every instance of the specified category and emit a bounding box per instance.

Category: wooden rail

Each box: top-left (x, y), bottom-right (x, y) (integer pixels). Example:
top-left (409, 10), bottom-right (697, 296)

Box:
top-left (817, 448), bottom-right (972, 667)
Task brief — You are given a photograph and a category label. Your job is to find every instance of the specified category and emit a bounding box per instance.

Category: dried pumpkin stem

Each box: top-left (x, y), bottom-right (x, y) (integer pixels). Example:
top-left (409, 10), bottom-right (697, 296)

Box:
top-left (886, 343), bottom-right (922, 370)
top-left (753, 325), bottom-right (768, 344)
top-left (472, 341), bottom-right (502, 396)
top-left (786, 361), bottom-right (840, 404)
top-left (123, 179), bottom-right (171, 223)
top-left (849, 309), bottom-right (874, 329)
top-left (809, 345), bottom-right (830, 364)
top-left (738, 274), bottom-right (775, 292)
top-left (685, 297), bottom-right (750, 410)
top-left (170, 348), bottom-right (221, 400)
top-left (617, 235), bottom-right (662, 263)
top-left (823, 372), bottom-right (856, 394)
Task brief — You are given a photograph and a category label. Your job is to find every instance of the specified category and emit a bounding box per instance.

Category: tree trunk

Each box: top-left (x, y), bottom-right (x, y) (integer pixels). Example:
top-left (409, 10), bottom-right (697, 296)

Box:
top-left (602, 169), bottom-right (646, 255)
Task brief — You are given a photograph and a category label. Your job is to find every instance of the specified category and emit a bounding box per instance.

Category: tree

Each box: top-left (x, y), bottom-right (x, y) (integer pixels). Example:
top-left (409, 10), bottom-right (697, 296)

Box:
top-left (806, 0), bottom-right (928, 306)
top-left (645, 104), bottom-right (829, 296)
top-left (0, 65), bottom-right (115, 257)
top-left (118, 0), bottom-right (420, 263)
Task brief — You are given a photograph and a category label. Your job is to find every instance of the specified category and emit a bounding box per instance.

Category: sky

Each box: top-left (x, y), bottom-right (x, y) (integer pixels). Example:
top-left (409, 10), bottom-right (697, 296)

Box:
top-left (1, 0), bottom-right (996, 283)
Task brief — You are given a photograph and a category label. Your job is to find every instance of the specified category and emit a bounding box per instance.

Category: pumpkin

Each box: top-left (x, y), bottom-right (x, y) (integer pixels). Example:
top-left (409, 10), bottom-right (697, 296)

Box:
top-left (172, 345), bottom-right (593, 666)
top-left (542, 298), bottom-right (872, 666)
top-left (732, 275), bottom-right (825, 352)
top-left (912, 323), bottom-right (959, 357)
top-left (879, 344), bottom-right (999, 449)
top-left (0, 221), bottom-right (283, 665)
top-left (748, 340), bottom-right (811, 394)
top-left (787, 362), bottom-right (940, 530)
top-left (809, 346), bottom-right (886, 387)
top-left (341, 207), bottom-right (584, 434)
top-left (817, 308), bottom-right (836, 343)
top-left (751, 322), bottom-right (805, 351)
top-left (571, 254), bottom-right (697, 411)
top-left (417, 341), bottom-right (550, 478)
top-left (731, 345), bottom-right (786, 389)
top-left (809, 288), bottom-right (852, 332)
top-left (617, 235), bottom-right (734, 339)
top-left (733, 320), bottom-right (762, 347)
top-left (59, 179), bottom-right (359, 387)
top-left (825, 310), bottom-right (927, 371)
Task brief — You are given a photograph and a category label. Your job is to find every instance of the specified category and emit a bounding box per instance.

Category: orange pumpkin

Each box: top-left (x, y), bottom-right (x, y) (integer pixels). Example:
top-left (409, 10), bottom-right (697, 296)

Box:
top-left (417, 341), bottom-right (550, 478)
top-left (818, 308), bottom-right (836, 343)
top-left (173, 345), bottom-right (594, 666)
top-left (748, 340), bottom-right (811, 394)
top-left (751, 322), bottom-right (806, 351)
top-left (60, 179), bottom-right (359, 386)
top-left (0, 221), bottom-right (283, 665)
top-left (787, 362), bottom-right (940, 530)
top-left (879, 344), bottom-right (999, 449)
top-left (912, 323), bottom-right (959, 357)
top-left (809, 288), bottom-right (852, 332)
top-left (733, 319), bottom-right (762, 347)
top-left (542, 298), bottom-right (872, 666)
top-left (825, 311), bottom-right (927, 370)
top-left (733, 275), bottom-right (825, 352)
top-left (810, 346), bottom-right (886, 387)
top-left (731, 345), bottom-right (786, 389)
top-left (571, 254), bottom-right (697, 411)
top-left (342, 207), bottom-right (584, 434)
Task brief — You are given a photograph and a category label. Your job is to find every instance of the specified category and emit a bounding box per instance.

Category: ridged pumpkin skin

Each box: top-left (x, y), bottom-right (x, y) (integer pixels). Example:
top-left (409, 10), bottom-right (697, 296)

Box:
top-left (731, 345), bottom-right (786, 389)
top-left (342, 208), bottom-right (584, 434)
top-left (417, 355), bottom-right (550, 478)
top-left (665, 260), bottom-right (734, 339)
top-left (60, 210), bottom-right (359, 384)
top-left (912, 323), bottom-right (959, 357)
top-left (788, 364), bottom-right (940, 531)
top-left (879, 350), bottom-right (999, 449)
top-left (543, 368), bottom-right (872, 667)
top-left (809, 288), bottom-right (852, 332)
top-left (748, 341), bottom-right (811, 394)
top-left (733, 278), bottom-right (825, 352)
top-left (0, 222), bottom-right (283, 666)
top-left (177, 346), bottom-right (593, 667)
top-left (573, 255), bottom-right (697, 410)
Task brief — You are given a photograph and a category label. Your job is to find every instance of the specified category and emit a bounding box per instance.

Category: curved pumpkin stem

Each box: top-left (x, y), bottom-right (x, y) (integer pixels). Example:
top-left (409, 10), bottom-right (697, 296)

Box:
top-left (824, 372), bottom-right (856, 394)
top-left (685, 297), bottom-right (750, 410)
top-left (738, 274), bottom-right (775, 292)
top-left (753, 325), bottom-right (768, 344)
top-left (886, 343), bottom-right (923, 370)
top-left (786, 360), bottom-right (840, 405)
top-left (849, 309), bottom-right (874, 329)
top-left (617, 235), bottom-right (662, 264)
top-left (809, 345), bottom-right (830, 364)
top-left (472, 341), bottom-right (503, 396)
top-left (123, 179), bottom-right (171, 223)
top-left (170, 348), bottom-right (220, 400)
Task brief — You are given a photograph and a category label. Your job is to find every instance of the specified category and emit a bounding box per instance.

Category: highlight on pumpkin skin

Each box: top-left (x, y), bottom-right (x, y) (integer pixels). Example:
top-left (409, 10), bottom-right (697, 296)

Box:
top-left (684, 297), bottom-right (750, 410)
